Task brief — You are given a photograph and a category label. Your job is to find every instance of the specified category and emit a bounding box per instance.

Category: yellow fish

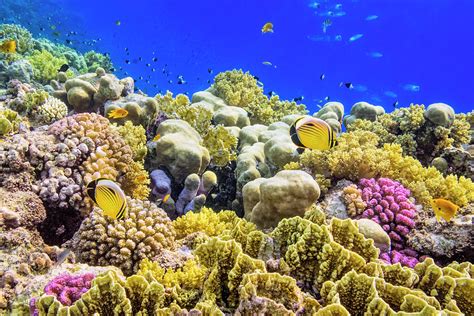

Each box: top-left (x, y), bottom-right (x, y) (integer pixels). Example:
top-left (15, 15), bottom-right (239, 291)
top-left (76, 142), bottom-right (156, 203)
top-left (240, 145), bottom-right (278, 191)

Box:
top-left (0, 40), bottom-right (16, 53)
top-left (430, 198), bottom-right (459, 222)
top-left (152, 133), bottom-right (161, 142)
top-left (290, 116), bottom-right (337, 154)
top-left (261, 22), bottom-right (274, 33)
top-left (108, 108), bottom-right (128, 119)
top-left (86, 178), bottom-right (128, 220)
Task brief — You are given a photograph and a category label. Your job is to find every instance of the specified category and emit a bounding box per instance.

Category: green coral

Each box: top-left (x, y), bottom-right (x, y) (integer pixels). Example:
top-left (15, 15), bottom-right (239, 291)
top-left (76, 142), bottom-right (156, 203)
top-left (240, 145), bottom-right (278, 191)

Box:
top-left (290, 130), bottom-right (474, 206)
top-left (27, 50), bottom-right (68, 83)
top-left (0, 23), bottom-right (33, 54)
top-left (33, 38), bottom-right (88, 73)
top-left (0, 108), bottom-right (25, 136)
top-left (84, 50), bottom-right (113, 72)
top-left (22, 89), bottom-right (49, 113)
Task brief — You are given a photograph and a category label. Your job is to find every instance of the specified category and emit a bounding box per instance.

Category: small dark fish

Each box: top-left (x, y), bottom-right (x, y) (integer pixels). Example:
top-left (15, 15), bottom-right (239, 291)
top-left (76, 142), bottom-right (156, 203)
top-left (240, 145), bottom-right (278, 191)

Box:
top-left (125, 47), bottom-right (129, 51)
top-left (110, 67), bottom-right (116, 72)
top-left (153, 84), bottom-right (157, 88)
top-left (65, 39), bottom-right (73, 45)
top-left (40, 27), bottom-right (45, 31)
top-left (125, 59), bottom-right (130, 64)
top-left (152, 57), bottom-right (158, 62)
top-left (103, 52), bottom-right (110, 57)
top-left (146, 80), bottom-right (150, 83)
top-left (320, 73), bottom-right (325, 80)
top-left (138, 57), bottom-right (143, 61)
top-left (168, 80), bottom-right (173, 84)
top-left (52, 31), bottom-right (60, 37)
top-left (324, 96), bottom-right (330, 101)
top-left (146, 63), bottom-right (151, 67)
top-left (293, 96), bottom-right (304, 102)
top-left (58, 64), bottom-right (69, 72)
top-left (152, 68), bottom-right (156, 72)
top-left (116, 20), bottom-right (121, 26)
top-left (207, 79), bottom-right (211, 83)
top-left (393, 100), bottom-right (399, 108)
top-left (208, 68), bottom-right (213, 74)
top-left (267, 91), bottom-right (276, 97)
top-left (340, 82), bottom-right (353, 89)
top-left (253, 75), bottom-right (260, 81)
top-left (139, 76), bottom-right (143, 80)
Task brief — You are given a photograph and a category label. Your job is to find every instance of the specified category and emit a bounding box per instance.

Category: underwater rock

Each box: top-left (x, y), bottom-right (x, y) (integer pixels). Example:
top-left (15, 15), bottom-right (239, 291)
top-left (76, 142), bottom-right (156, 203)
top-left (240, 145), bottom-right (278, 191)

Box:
top-left (424, 102), bottom-right (455, 127)
top-left (313, 101), bottom-right (344, 133)
top-left (343, 101), bottom-right (385, 126)
top-left (356, 218), bottom-right (391, 253)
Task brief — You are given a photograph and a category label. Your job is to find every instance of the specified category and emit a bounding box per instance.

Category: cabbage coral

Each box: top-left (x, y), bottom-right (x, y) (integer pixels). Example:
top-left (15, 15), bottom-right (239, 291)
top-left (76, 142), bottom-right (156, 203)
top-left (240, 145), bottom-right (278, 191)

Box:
top-left (287, 130), bottom-right (474, 207)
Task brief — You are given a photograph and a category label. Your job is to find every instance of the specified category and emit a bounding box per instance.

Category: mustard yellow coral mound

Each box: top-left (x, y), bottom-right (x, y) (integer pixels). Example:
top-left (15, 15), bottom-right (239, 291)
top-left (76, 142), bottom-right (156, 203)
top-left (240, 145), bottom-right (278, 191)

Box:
top-left (155, 91), bottom-right (238, 166)
top-left (291, 130), bottom-right (474, 206)
top-left (347, 104), bottom-right (471, 164)
top-left (120, 160), bottom-right (150, 200)
top-left (212, 70), bottom-right (307, 125)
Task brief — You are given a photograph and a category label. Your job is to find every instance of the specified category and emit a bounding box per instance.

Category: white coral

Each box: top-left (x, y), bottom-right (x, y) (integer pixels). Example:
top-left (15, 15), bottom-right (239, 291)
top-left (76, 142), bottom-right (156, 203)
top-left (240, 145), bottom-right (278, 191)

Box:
top-left (37, 97), bottom-right (68, 124)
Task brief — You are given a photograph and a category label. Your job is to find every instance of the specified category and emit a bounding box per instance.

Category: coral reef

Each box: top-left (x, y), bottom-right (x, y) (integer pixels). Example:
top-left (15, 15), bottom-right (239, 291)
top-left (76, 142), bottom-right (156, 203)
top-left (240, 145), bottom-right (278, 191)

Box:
top-left (0, 23), bottom-right (472, 315)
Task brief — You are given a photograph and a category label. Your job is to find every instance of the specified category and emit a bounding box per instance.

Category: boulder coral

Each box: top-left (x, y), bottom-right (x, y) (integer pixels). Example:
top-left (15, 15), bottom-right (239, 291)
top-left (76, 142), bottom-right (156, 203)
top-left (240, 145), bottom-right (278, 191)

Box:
top-left (243, 170), bottom-right (320, 228)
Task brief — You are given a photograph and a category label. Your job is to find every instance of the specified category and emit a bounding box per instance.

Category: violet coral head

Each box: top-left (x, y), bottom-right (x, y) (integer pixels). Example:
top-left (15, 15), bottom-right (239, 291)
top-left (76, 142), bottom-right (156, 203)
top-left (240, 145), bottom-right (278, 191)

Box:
top-left (380, 249), bottom-right (419, 268)
top-left (358, 178), bottom-right (417, 250)
top-left (43, 273), bottom-right (95, 306)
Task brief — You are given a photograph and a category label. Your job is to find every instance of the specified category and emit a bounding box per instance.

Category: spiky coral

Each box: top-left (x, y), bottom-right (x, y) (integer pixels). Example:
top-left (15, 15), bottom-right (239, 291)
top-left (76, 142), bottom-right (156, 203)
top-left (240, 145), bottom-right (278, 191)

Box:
top-left (290, 130), bottom-right (474, 207)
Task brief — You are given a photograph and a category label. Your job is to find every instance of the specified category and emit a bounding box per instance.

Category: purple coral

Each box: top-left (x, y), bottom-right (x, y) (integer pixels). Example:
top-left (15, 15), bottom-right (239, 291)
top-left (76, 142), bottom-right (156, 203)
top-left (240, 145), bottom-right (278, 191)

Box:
top-left (34, 273), bottom-right (94, 310)
top-left (358, 178), bottom-right (420, 267)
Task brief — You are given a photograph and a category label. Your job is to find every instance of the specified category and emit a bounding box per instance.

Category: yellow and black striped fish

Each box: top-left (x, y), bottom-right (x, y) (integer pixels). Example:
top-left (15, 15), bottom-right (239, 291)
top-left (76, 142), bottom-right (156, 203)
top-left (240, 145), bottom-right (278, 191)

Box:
top-left (290, 116), bottom-right (337, 154)
top-left (86, 178), bottom-right (128, 219)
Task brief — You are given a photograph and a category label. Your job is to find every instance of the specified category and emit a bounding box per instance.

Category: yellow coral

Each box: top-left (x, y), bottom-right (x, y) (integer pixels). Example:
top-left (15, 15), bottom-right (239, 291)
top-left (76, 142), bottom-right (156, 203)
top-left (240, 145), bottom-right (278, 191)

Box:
top-left (114, 121), bottom-right (147, 162)
top-left (120, 161), bottom-right (150, 200)
top-left (27, 50), bottom-right (69, 83)
top-left (294, 130), bottom-right (474, 206)
top-left (173, 207), bottom-right (239, 240)
top-left (202, 125), bottom-right (238, 166)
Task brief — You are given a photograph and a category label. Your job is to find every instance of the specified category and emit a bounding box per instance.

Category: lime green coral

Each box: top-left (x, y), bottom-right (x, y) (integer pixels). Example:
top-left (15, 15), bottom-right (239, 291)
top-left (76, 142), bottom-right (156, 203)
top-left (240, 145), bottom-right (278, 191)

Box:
top-left (289, 130), bottom-right (474, 206)
top-left (27, 50), bottom-right (68, 83)
top-left (0, 108), bottom-right (25, 136)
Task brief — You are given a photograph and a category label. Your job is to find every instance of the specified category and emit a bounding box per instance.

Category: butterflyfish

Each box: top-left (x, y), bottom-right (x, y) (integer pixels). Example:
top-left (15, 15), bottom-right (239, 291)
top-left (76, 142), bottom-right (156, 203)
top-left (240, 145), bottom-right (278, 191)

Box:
top-left (86, 178), bottom-right (128, 219)
top-left (0, 40), bottom-right (16, 53)
top-left (108, 108), bottom-right (128, 119)
top-left (290, 116), bottom-right (337, 154)
top-left (430, 198), bottom-right (459, 223)
top-left (261, 22), bottom-right (274, 33)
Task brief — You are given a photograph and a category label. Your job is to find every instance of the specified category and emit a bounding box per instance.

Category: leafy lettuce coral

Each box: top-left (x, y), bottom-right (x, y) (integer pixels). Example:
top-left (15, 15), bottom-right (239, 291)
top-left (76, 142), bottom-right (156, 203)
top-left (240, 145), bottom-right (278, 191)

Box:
top-left (287, 130), bottom-right (474, 207)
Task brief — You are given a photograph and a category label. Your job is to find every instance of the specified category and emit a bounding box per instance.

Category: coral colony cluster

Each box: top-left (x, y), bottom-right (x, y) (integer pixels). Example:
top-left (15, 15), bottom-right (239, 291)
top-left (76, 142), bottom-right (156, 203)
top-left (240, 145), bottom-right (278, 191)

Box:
top-left (0, 23), bottom-right (473, 315)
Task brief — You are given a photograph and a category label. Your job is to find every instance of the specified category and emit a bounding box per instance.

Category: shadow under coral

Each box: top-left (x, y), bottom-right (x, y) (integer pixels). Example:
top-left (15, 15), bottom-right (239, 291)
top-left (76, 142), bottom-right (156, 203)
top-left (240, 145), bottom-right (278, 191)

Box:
top-left (38, 206), bottom-right (82, 246)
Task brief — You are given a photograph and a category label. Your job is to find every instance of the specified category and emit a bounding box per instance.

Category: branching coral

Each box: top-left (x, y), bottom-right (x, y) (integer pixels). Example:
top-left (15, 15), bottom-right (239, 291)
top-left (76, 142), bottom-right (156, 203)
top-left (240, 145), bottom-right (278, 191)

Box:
top-left (291, 130), bottom-right (474, 207)
top-left (27, 50), bottom-right (68, 84)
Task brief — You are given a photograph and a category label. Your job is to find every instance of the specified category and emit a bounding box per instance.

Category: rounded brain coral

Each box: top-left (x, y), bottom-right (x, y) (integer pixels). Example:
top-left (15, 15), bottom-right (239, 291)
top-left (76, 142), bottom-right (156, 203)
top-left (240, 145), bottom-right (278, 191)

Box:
top-left (74, 198), bottom-right (176, 275)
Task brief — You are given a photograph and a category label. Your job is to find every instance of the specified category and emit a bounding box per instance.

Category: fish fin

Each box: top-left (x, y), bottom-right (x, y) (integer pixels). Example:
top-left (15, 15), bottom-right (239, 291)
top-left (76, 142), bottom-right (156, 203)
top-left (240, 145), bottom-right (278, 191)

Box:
top-left (290, 132), bottom-right (304, 147)
top-left (296, 147), bottom-right (305, 155)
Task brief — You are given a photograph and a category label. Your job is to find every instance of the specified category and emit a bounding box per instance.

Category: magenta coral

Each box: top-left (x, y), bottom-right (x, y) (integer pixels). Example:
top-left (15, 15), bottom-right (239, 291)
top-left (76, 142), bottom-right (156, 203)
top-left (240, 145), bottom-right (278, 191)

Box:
top-left (358, 177), bottom-right (420, 267)
top-left (46, 273), bottom-right (94, 304)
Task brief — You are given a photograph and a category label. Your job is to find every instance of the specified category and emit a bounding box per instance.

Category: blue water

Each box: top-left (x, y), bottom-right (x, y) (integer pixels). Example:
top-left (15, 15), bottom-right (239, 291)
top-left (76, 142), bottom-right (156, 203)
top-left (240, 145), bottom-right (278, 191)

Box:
top-left (2, 0), bottom-right (474, 114)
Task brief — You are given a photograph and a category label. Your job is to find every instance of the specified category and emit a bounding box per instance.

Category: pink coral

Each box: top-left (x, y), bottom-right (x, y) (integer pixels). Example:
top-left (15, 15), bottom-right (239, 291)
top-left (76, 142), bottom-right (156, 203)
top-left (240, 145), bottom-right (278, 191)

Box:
top-left (358, 178), bottom-right (420, 267)
top-left (36, 273), bottom-right (94, 309)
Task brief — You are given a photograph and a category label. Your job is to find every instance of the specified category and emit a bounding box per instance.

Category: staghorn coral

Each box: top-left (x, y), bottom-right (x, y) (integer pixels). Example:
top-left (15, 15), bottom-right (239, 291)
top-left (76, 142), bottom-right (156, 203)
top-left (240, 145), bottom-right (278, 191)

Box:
top-left (73, 198), bottom-right (176, 275)
top-left (291, 130), bottom-right (474, 207)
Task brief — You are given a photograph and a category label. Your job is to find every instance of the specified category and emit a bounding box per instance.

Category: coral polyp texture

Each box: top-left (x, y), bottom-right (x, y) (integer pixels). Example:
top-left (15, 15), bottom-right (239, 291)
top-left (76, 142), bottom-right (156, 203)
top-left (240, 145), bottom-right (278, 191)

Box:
top-left (0, 23), bottom-right (472, 315)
